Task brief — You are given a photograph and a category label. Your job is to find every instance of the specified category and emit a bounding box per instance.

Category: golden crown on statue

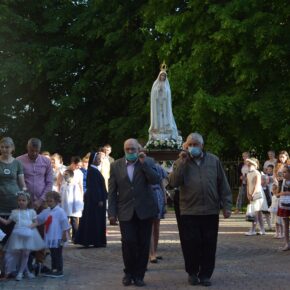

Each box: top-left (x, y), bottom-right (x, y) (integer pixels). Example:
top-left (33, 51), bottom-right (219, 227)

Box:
top-left (160, 61), bottom-right (167, 72)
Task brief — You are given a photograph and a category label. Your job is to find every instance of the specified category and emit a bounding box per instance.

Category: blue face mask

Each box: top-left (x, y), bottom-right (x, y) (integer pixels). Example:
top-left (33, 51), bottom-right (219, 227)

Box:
top-left (188, 146), bottom-right (202, 157)
top-left (125, 152), bottom-right (138, 162)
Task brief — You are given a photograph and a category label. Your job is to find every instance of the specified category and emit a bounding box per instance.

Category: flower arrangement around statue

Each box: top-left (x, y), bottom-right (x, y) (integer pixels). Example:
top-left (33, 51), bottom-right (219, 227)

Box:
top-left (145, 137), bottom-right (183, 150)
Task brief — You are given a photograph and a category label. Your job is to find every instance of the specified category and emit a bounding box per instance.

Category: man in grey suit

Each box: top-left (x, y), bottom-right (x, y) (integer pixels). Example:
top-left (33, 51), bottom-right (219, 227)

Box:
top-left (108, 138), bottom-right (159, 287)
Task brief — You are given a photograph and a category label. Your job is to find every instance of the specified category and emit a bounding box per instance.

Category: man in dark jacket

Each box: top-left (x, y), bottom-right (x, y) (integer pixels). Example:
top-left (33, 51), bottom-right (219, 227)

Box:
top-left (169, 132), bottom-right (232, 287)
top-left (108, 138), bottom-right (159, 287)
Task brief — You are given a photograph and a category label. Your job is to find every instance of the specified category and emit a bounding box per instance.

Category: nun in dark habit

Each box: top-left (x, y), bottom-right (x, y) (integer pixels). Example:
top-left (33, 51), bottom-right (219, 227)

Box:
top-left (75, 152), bottom-right (107, 247)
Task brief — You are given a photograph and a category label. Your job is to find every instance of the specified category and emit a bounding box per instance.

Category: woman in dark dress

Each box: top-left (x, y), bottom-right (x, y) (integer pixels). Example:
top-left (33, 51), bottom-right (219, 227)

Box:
top-left (75, 152), bottom-right (107, 247)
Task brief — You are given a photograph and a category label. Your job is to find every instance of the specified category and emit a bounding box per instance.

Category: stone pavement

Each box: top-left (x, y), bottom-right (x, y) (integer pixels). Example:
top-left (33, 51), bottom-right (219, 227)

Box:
top-left (1, 213), bottom-right (290, 290)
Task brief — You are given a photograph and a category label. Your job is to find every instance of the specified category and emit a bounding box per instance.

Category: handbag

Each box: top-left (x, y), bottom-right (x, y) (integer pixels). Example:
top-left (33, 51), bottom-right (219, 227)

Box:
top-left (252, 192), bottom-right (262, 201)
top-left (245, 204), bottom-right (255, 222)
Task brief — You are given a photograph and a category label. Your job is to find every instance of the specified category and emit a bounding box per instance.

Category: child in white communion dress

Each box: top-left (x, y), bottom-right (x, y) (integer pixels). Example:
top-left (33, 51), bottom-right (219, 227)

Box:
top-left (60, 169), bottom-right (83, 241)
top-left (0, 192), bottom-right (44, 281)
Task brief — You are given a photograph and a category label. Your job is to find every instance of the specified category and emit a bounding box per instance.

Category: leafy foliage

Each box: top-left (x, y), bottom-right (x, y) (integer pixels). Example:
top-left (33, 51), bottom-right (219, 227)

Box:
top-left (0, 0), bottom-right (289, 160)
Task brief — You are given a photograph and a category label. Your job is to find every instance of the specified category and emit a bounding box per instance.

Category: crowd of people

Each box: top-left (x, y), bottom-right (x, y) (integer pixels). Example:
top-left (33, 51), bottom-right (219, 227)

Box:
top-left (0, 137), bottom-right (115, 281)
top-left (0, 134), bottom-right (289, 287)
top-left (0, 136), bottom-right (168, 286)
top-left (235, 150), bottom-right (290, 250)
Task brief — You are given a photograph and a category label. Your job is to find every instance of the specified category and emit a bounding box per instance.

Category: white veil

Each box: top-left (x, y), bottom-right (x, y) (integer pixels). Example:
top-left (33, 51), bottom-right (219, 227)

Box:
top-left (148, 70), bottom-right (179, 140)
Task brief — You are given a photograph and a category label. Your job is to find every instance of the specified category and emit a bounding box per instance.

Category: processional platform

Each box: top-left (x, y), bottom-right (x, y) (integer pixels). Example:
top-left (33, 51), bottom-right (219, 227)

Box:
top-left (145, 150), bottom-right (181, 161)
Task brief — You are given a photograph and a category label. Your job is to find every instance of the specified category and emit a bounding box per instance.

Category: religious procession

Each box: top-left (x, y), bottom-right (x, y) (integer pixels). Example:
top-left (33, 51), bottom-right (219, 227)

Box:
top-left (0, 1), bottom-right (289, 290)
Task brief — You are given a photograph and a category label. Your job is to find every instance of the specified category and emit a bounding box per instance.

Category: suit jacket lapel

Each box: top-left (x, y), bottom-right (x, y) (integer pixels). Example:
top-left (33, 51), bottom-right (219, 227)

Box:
top-left (132, 160), bottom-right (140, 183)
top-left (121, 157), bottom-right (132, 184)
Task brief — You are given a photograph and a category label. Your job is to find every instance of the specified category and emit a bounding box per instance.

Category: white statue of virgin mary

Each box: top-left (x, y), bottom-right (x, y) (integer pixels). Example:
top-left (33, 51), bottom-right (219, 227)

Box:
top-left (148, 69), bottom-right (180, 141)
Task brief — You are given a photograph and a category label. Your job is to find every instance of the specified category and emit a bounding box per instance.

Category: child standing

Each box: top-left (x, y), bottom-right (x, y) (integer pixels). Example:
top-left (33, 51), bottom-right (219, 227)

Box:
top-left (60, 169), bottom-right (83, 242)
top-left (261, 174), bottom-right (272, 231)
top-left (0, 192), bottom-right (44, 281)
top-left (269, 183), bottom-right (283, 238)
top-left (266, 164), bottom-right (275, 193)
top-left (37, 191), bottom-right (70, 277)
top-left (277, 165), bottom-right (290, 251)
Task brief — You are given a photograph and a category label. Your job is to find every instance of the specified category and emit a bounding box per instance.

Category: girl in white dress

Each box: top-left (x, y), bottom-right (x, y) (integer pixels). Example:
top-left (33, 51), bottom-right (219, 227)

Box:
top-left (245, 158), bottom-right (268, 236)
top-left (0, 192), bottom-right (45, 281)
top-left (60, 169), bottom-right (83, 241)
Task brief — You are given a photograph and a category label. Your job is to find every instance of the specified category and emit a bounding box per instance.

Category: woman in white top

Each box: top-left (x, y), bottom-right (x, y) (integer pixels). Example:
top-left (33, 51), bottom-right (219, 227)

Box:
top-left (245, 158), bottom-right (268, 236)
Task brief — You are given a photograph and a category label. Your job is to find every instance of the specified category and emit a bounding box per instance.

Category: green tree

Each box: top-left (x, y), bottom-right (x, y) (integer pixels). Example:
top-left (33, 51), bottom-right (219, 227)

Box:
top-left (143, 0), bottom-right (290, 158)
top-left (1, 0), bottom-right (289, 160)
top-left (0, 0), bottom-right (160, 158)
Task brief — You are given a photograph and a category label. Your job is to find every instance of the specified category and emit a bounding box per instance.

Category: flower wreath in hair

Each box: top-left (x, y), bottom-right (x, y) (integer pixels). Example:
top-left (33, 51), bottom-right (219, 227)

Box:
top-left (16, 191), bottom-right (31, 200)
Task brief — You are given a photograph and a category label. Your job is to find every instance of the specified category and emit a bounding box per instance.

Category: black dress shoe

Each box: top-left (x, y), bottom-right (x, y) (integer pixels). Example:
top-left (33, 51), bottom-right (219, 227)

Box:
top-left (134, 278), bottom-right (146, 287)
top-left (93, 244), bottom-right (106, 248)
top-left (200, 278), bottom-right (212, 287)
top-left (150, 258), bottom-right (158, 263)
top-left (122, 274), bottom-right (132, 286)
top-left (188, 274), bottom-right (199, 285)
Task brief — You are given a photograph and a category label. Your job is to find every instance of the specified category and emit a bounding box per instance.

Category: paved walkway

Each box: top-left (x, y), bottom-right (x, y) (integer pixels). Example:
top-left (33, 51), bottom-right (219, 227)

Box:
top-left (1, 213), bottom-right (290, 290)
